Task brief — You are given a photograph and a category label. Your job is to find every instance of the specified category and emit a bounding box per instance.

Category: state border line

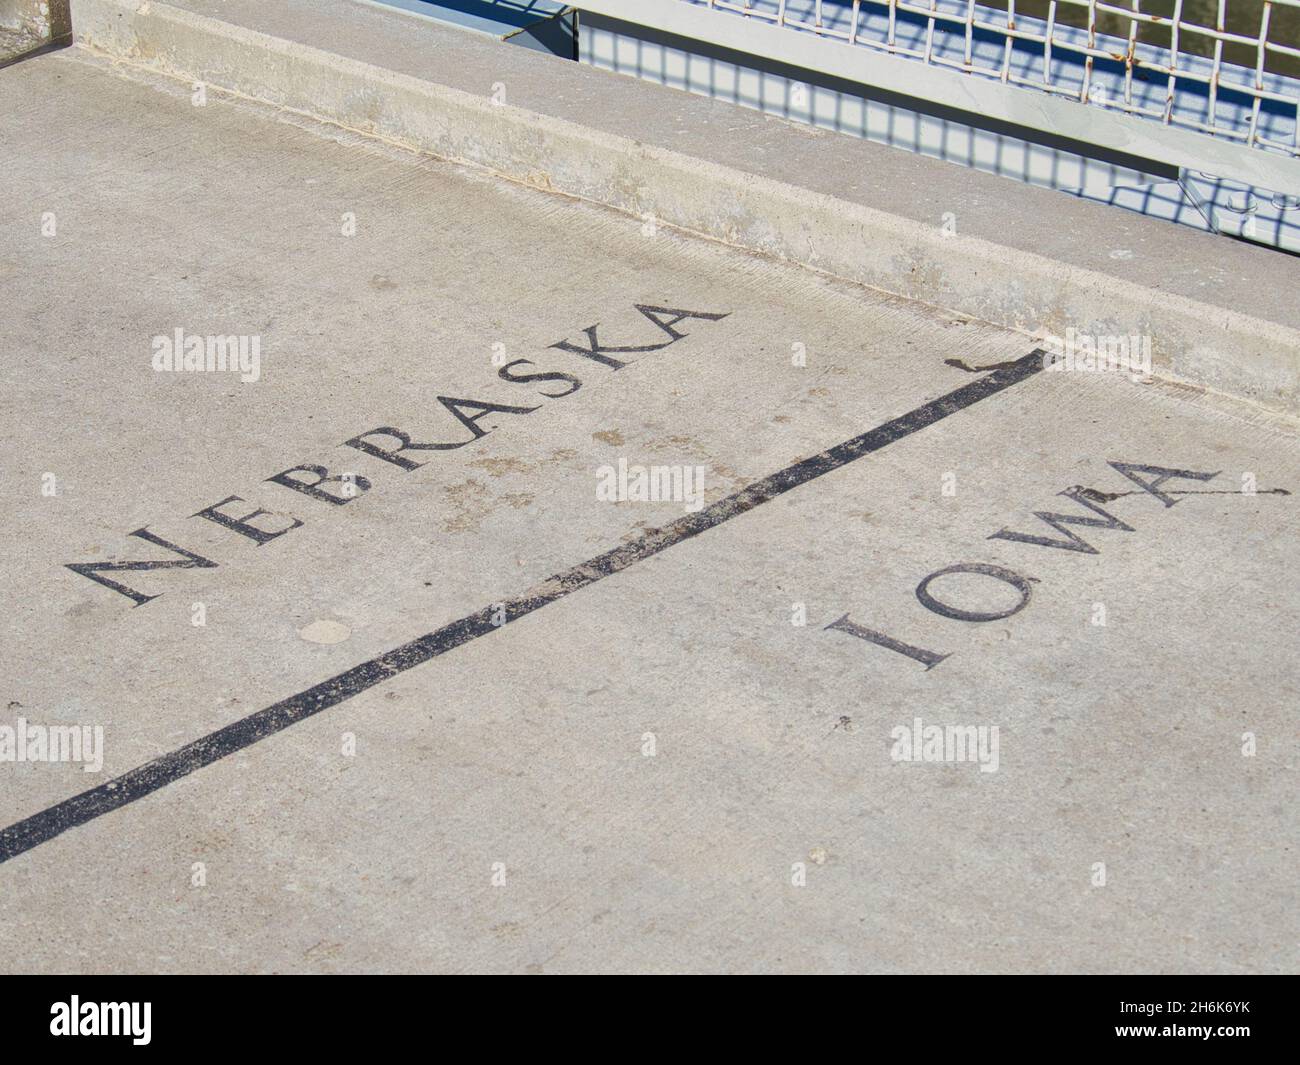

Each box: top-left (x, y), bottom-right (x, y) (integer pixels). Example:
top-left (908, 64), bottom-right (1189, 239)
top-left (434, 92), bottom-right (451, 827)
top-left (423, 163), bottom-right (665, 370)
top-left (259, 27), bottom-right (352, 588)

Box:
top-left (0, 350), bottom-right (1046, 864)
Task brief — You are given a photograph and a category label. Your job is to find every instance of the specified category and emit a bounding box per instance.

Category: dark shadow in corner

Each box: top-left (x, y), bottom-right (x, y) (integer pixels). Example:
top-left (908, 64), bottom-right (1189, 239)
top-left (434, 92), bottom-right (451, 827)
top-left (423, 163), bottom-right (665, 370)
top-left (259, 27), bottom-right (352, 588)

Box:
top-left (0, 0), bottom-right (71, 68)
top-left (0, 33), bottom-right (72, 72)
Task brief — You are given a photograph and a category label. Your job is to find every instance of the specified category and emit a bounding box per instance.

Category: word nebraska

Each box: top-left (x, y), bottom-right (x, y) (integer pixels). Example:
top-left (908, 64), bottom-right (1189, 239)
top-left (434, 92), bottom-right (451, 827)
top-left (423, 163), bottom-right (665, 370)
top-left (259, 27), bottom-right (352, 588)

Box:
top-left (66, 303), bottom-right (730, 607)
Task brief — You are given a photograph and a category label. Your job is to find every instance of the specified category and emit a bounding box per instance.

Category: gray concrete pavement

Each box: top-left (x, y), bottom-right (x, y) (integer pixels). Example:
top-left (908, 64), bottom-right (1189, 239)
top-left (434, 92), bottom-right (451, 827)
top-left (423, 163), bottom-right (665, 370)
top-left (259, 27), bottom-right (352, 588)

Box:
top-left (0, 46), bottom-right (1297, 973)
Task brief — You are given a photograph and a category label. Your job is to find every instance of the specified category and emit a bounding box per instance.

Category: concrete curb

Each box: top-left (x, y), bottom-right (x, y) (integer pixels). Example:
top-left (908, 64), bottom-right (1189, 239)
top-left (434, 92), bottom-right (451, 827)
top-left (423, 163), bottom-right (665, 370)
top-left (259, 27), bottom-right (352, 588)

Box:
top-left (1, 0), bottom-right (66, 34)
top-left (1, 0), bottom-right (71, 56)
top-left (65, 0), bottom-right (1300, 414)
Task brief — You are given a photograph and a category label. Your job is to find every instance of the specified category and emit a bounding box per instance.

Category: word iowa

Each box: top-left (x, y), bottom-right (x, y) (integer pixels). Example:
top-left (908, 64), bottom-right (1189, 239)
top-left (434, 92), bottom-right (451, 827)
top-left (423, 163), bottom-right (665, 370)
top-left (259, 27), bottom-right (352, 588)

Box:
top-left (66, 303), bottom-right (729, 607)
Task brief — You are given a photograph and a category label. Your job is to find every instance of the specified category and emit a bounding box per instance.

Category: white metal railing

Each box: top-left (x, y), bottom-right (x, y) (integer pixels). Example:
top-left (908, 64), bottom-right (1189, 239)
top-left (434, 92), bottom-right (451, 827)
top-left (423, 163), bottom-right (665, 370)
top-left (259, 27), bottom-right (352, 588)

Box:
top-left (574, 0), bottom-right (1300, 195)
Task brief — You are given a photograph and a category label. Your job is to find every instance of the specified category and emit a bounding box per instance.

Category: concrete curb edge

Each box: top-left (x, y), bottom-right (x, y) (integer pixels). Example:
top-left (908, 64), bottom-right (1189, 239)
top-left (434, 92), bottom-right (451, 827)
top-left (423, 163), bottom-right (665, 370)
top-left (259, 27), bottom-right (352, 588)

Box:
top-left (64, 0), bottom-right (1300, 414)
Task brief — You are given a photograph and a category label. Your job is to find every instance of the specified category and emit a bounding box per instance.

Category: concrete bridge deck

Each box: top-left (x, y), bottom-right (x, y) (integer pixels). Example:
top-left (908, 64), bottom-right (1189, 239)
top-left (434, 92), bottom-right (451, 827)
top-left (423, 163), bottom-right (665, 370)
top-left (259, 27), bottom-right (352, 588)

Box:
top-left (0, 12), bottom-right (1296, 973)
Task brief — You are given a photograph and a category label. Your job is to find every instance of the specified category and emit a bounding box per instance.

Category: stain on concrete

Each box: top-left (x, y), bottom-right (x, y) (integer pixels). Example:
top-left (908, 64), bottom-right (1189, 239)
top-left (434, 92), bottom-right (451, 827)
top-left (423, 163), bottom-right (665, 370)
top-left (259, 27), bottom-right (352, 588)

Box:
top-left (441, 478), bottom-right (492, 533)
top-left (470, 456), bottom-right (532, 477)
top-left (299, 619), bottom-right (351, 645)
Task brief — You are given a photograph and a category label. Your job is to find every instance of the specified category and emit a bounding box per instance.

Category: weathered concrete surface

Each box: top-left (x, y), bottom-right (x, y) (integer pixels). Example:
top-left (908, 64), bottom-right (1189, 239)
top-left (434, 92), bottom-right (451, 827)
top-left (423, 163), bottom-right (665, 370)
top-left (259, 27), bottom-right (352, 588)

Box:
top-left (0, 49), bottom-right (1297, 974)
top-left (0, 0), bottom-right (65, 63)
top-left (0, 4), bottom-right (69, 76)
top-left (0, 0), bottom-right (69, 38)
top-left (65, 0), bottom-right (1300, 413)
top-left (0, 25), bottom-right (36, 60)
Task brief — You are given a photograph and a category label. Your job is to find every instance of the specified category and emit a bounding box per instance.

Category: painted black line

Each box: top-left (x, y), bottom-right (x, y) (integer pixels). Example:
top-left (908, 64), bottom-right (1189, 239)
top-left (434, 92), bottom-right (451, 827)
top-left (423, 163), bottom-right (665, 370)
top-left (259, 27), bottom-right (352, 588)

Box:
top-left (0, 350), bottom-right (1046, 864)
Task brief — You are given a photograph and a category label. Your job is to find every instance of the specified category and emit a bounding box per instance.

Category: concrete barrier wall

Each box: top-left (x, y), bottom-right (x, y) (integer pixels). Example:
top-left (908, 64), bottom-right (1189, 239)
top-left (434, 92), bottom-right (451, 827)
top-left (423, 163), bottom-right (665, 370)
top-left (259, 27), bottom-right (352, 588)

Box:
top-left (53, 0), bottom-right (1300, 414)
top-left (0, 0), bottom-right (70, 37)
